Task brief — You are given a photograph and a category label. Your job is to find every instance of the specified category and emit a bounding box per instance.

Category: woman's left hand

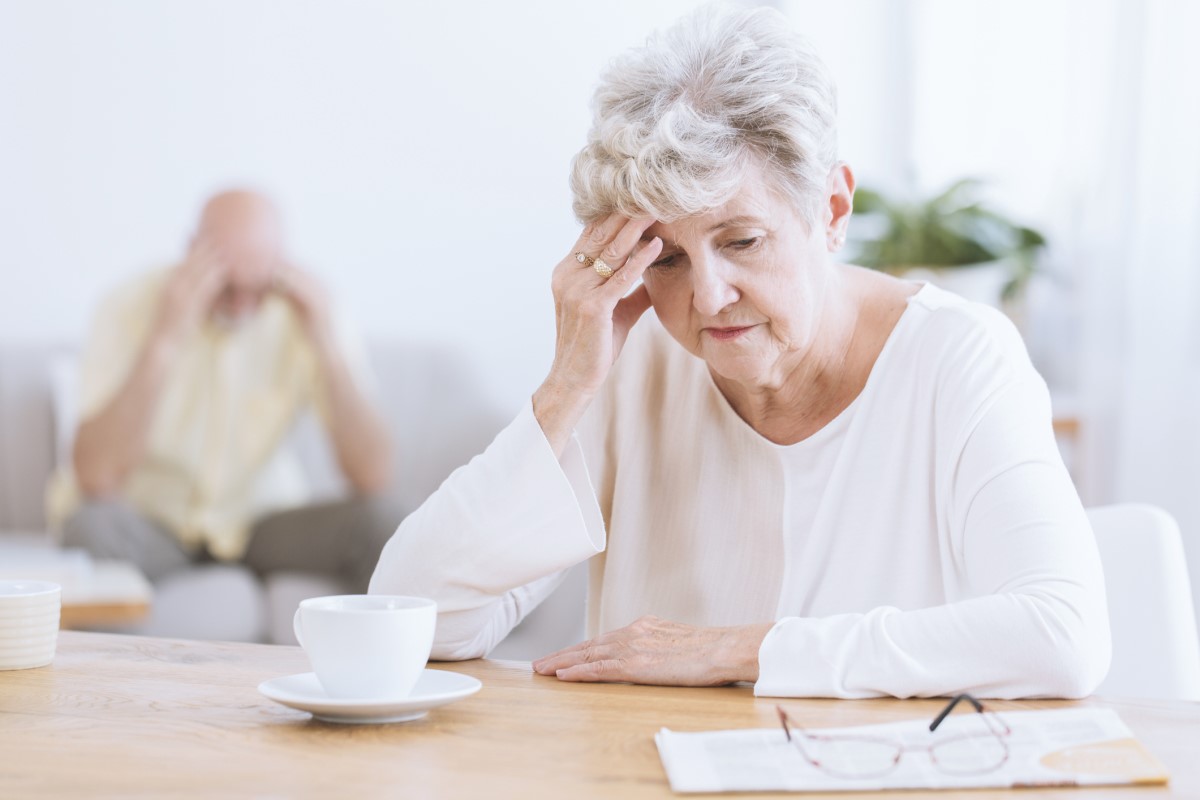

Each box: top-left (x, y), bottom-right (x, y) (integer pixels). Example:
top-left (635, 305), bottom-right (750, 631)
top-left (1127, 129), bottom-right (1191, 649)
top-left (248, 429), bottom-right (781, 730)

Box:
top-left (532, 616), bottom-right (774, 687)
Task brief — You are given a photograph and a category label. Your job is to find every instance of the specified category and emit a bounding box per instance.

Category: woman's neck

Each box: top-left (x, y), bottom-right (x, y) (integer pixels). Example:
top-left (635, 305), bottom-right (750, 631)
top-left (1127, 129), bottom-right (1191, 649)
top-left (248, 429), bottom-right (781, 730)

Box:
top-left (711, 268), bottom-right (913, 446)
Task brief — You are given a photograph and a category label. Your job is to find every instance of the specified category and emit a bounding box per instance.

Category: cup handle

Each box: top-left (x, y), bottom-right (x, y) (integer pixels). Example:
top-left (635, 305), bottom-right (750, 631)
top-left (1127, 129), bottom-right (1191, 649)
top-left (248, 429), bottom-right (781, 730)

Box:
top-left (292, 609), bottom-right (305, 648)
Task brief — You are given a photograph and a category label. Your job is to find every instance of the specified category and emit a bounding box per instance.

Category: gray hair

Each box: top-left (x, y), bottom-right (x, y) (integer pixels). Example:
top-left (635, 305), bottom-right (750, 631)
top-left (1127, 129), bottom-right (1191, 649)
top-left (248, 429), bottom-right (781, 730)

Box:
top-left (570, 5), bottom-right (838, 226)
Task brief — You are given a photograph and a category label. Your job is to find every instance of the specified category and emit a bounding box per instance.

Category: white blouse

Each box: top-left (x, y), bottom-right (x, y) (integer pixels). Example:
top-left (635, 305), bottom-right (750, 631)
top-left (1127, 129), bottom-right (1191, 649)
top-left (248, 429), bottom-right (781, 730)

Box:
top-left (370, 284), bottom-right (1111, 698)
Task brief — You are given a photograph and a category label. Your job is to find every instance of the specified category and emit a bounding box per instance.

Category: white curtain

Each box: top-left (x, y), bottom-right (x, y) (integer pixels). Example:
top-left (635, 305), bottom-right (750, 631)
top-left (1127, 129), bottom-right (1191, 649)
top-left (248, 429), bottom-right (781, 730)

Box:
top-left (897, 0), bottom-right (1195, 614)
top-left (898, 0), bottom-right (1200, 617)
top-left (1067, 1), bottom-right (1200, 561)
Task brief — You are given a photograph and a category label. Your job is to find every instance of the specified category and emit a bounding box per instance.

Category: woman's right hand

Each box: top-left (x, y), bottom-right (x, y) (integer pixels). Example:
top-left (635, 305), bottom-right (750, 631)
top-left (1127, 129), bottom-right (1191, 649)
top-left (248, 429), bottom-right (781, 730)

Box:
top-left (533, 214), bottom-right (663, 456)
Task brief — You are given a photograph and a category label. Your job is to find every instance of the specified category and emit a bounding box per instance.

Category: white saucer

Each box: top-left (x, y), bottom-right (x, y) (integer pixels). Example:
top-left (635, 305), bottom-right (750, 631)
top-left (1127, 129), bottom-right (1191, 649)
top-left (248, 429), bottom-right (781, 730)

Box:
top-left (258, 668), bottom-right (482, 724)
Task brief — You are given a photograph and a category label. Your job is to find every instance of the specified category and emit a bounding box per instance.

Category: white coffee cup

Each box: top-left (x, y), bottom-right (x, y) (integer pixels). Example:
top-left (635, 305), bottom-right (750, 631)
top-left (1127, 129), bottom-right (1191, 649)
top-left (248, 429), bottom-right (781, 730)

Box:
top-left (292, 595), bottom-right (436, 700)
top-left (0, 580), bottom-right (61, 671)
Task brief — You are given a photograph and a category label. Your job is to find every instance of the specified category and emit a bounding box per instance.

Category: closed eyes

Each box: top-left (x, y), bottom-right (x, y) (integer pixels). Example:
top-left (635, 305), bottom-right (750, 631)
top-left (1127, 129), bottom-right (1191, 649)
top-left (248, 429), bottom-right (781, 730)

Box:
top-left (648, 237), bottom-right (763, 269)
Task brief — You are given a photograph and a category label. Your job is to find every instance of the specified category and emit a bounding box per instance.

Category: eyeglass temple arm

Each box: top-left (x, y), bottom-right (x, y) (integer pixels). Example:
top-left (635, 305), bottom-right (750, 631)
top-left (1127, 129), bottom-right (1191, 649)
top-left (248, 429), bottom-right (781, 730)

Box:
top-left (776, 705), bottom-right (793, 741)
top-left (783, 695), bottom-right (998, 742)
top-left (929, 693), bottom-right (984, 732)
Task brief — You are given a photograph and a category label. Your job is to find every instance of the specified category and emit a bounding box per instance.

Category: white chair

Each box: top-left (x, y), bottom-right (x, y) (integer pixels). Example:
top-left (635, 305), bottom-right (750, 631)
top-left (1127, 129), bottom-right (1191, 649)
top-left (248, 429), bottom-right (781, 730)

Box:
top-left (1088, 503), bottom-right (1200, 700)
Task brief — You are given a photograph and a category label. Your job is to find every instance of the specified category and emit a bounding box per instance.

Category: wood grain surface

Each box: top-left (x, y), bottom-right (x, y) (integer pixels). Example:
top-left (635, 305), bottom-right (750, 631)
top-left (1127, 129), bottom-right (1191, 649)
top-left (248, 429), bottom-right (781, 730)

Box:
top-left (0, 631), bottom-right (1196, 798)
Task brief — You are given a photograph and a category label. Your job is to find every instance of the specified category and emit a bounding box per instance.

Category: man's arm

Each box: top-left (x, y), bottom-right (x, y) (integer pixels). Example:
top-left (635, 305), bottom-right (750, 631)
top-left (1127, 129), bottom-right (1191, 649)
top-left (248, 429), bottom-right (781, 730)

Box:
top-left (73, 335), bottom-right (178, 496)
top-left (72, 245), bottom-right (228, 496)
top-left (311, 327), bottom-right (393, 493)
top-left (278, 267), bottom-right (392, 494)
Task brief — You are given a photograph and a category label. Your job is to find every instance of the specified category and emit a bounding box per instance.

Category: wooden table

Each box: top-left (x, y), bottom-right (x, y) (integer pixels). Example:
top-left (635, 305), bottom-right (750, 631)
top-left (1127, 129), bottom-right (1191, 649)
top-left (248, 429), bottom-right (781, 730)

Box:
top-left (1, 632), bottom-right (1197, 798)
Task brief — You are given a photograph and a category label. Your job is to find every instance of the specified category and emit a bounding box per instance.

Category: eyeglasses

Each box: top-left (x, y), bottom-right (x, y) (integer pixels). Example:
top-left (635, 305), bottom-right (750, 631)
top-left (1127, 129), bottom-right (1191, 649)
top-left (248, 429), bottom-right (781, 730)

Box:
top-left (776, 694), bottom-right (1012, 779)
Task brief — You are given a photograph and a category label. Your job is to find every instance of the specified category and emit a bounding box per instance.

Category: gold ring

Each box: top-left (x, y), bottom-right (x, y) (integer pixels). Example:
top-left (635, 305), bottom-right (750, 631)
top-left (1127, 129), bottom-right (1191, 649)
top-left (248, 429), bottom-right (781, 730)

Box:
top-left (593, 258), bottom-right (614, 279)
top-left (575, 251), bottom-right (591, 265)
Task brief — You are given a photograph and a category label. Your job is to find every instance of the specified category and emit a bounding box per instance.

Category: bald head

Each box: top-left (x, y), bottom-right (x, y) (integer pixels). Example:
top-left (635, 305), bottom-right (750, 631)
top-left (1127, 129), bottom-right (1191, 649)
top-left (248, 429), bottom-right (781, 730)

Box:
top-left (193, 189), bottom-right (285, 322)
top-left (198, 190), bottom-right (280, 238)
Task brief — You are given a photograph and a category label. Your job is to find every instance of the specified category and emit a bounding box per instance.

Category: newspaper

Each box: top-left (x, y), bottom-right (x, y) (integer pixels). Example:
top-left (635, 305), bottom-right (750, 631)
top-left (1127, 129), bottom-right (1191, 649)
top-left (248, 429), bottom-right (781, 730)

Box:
top-left (655, 707), bottom-right (1168, 793)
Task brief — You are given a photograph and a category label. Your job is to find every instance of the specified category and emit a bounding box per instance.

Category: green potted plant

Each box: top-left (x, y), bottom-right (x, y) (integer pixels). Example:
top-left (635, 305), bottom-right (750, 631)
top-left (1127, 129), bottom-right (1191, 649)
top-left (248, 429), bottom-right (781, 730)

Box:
top-left (849, 178), bottom-right (1046, 307)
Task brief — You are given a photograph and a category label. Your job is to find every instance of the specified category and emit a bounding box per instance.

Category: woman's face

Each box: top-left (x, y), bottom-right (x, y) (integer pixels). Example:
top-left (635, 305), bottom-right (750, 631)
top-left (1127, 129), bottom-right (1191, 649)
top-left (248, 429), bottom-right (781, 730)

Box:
top-left (641, 164), bottom-right (844, 389)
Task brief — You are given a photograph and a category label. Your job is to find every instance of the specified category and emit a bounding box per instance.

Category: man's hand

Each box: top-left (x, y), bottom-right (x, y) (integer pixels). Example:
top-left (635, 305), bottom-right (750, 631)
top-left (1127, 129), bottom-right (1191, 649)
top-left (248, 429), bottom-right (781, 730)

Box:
top-left (274, 264), bottom-right (333, 343)
top-left (75, 240), bottom-right (227, 496)
top-left (271, 262), bottom-right (392, 493)
top-left (532, 616), bottom-right (773, 687)
top-left (154, 238), bottom-right (229, 344)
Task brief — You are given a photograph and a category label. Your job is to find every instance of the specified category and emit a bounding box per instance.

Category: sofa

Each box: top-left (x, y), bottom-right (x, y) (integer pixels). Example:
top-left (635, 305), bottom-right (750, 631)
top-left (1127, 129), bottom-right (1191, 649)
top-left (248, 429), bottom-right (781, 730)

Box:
top-left (0, 342), bottom-right (587, 659)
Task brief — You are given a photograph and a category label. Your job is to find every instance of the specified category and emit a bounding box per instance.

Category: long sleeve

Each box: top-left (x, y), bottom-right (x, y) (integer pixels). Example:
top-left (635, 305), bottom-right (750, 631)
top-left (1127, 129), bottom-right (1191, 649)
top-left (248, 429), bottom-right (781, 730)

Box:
top-left (755, 368), bottom-right (1112, 699)
top-left (368, 401), bottom-right (607, 659)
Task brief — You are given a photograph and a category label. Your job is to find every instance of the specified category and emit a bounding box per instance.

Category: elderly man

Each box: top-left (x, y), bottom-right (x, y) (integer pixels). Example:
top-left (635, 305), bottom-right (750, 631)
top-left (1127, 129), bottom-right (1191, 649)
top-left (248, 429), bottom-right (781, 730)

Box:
top-left (51, 190), bottom-right (399, 593)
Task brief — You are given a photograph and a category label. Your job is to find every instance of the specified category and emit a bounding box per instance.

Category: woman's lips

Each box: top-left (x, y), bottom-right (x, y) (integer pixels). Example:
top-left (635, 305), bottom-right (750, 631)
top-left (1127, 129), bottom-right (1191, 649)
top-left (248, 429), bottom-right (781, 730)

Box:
top-left (704, 325), bottom-right (756, 341)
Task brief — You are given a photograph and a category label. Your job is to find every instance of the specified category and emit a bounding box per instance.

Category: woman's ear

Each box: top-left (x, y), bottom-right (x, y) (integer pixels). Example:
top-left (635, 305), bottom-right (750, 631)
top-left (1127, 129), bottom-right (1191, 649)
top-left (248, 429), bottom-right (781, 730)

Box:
top-left (825, 163), bottom-right (855, 252)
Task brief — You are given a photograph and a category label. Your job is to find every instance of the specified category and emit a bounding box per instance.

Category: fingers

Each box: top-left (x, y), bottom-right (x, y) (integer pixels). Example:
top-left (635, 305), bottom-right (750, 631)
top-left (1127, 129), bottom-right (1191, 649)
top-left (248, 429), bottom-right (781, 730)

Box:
top-left (534, 641), bottom-right (640, 684)
top-left (532, 620), bottom-right (643, 676)
top-left (532, 617), bottom-right (737, 687)
top-left (185, 237), bottom-right (223, 274)
top-left (193, 256), bottom-right (230, 305)
top-left (597, 217), bottom-right (655, 272)
top-left (570, 212), bottom-right (629, 262)
top-left (599, 235), bottom-right (661, 301)
top-left (552, 217), bottom-right (659, 324)
top-left (169, 246), bottom-right (225, 302)
top-left (532, 641), bottom-right (595, 675)
top-left (554, 660), bottom-right (625, 683)
top-left (612, 283), bottom-right (653, 333)
top-left (534, 632), bottom-right (624, 679)
top-left (276, 260), bottom-right (310, 284)
top-left (180, 239), bottom-right (229, 293)
top-left (543, 214), bottom-right (660, 402)
top-left (557, 212), bottom-right (662, 302)
top-left (272, 263), bottom-right (301, 297)
top-left (568, 214), bottom-right (657, 278)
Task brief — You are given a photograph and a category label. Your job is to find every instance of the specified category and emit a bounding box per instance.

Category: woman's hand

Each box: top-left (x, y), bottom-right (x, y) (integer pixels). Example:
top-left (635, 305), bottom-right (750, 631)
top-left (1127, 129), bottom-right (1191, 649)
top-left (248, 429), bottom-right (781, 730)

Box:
top-left (532, 215), bottom-right (663, 456)
top-left (532, 616), bottom-right (774, 687)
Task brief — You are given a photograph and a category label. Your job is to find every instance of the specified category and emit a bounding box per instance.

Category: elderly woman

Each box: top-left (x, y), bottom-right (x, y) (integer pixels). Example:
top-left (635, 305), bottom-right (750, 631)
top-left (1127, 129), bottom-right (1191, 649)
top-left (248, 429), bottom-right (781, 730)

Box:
top-left (370, 7), bottom-right (1110, 698)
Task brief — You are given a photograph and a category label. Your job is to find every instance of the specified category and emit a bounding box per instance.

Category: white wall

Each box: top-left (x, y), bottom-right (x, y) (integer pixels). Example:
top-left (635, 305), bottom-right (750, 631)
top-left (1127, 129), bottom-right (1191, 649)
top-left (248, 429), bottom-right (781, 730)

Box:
top-left (0, 0), bottom-right (895, 414)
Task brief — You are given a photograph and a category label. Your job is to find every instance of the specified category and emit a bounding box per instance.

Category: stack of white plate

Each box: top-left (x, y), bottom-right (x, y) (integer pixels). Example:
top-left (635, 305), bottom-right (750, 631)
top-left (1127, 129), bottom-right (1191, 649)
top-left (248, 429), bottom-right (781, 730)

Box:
top-left (0, 580), bottom-right (61, 670)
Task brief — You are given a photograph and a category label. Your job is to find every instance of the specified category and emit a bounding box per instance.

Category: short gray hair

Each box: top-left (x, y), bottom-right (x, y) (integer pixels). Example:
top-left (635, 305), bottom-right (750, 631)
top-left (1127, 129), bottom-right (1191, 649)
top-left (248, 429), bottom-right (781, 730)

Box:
top-left (570, 5), bottom-right (838, 226)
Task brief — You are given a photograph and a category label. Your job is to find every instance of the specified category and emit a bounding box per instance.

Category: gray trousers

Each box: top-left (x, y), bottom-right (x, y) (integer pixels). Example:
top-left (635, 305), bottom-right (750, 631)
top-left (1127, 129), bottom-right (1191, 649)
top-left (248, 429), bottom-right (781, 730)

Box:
top-left (62, 496), bottom-right (405, 591)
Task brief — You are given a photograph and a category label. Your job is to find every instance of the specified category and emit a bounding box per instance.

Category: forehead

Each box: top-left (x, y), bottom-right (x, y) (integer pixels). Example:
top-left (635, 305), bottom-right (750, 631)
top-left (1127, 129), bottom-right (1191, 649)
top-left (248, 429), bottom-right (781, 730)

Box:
top-left (645, 174), bottom-right (786, 243)
top-left (208, 221), bottom-right (280, 249)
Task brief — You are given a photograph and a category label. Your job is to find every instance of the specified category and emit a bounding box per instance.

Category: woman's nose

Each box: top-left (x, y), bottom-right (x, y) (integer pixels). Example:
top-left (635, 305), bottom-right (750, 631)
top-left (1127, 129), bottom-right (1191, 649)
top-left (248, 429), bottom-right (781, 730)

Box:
top-left (690, 257), bottom-right (740, 317)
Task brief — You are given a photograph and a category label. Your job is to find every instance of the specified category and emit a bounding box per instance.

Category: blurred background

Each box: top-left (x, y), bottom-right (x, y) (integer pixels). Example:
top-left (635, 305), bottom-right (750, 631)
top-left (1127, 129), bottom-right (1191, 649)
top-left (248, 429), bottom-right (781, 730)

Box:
top-left (1, 0), bottom-right (1199, 628)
